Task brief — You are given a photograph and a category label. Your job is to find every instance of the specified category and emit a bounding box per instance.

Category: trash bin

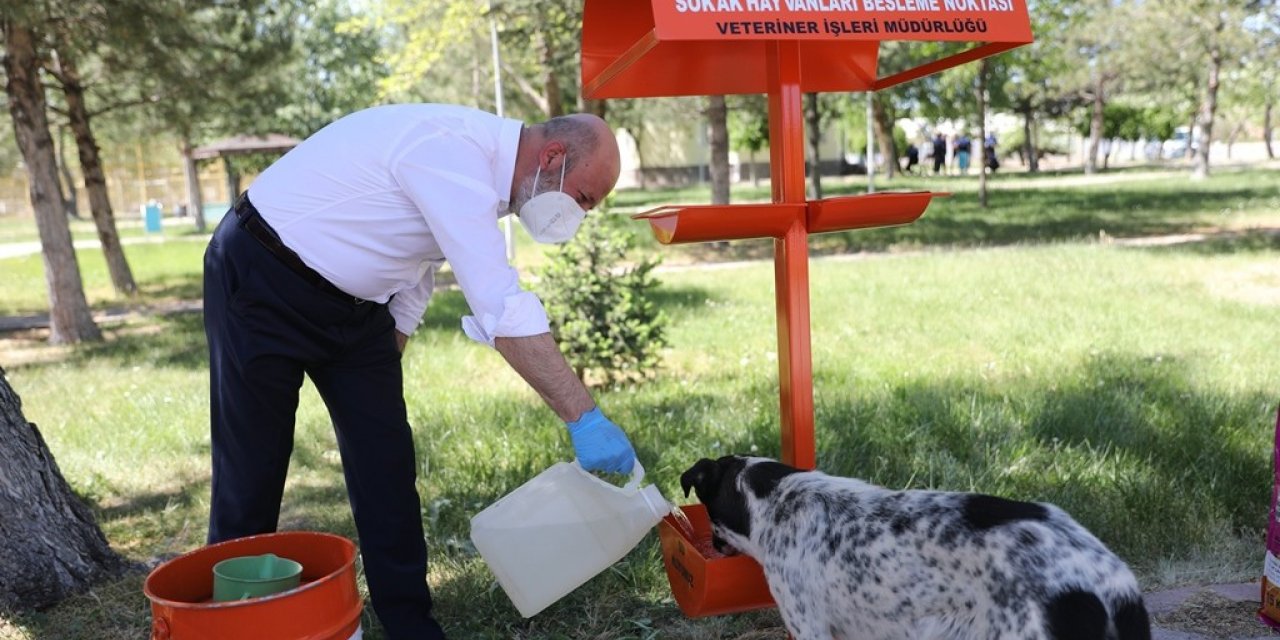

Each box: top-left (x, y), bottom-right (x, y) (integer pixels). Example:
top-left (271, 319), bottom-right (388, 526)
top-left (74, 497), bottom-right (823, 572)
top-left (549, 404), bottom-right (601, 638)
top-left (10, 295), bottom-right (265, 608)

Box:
top-left (143, 201), bottom-right (163, 233)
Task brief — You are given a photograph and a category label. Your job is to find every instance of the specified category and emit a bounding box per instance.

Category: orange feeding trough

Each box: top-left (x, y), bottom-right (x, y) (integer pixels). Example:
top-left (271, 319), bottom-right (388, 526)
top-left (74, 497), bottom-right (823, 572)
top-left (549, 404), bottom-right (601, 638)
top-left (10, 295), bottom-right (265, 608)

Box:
top-left (582, 0), bottom-right (1033, 618)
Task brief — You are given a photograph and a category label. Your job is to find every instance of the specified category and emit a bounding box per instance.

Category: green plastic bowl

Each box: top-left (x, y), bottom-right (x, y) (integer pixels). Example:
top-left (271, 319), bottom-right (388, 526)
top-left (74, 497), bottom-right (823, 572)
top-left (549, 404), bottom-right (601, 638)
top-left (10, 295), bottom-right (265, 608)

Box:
top-left (211, 553), bottom-right (302, 602)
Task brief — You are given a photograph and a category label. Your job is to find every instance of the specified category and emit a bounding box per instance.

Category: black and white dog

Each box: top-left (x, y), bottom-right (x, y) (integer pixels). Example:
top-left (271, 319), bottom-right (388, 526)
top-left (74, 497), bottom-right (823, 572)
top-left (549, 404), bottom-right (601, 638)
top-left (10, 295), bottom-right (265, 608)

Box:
top-left (680, 456), bottom-right (1151, 640)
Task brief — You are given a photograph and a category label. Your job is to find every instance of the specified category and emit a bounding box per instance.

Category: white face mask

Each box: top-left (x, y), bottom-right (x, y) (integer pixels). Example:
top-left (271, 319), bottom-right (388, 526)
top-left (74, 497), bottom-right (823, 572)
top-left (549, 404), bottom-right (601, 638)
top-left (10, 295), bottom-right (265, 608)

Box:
top-left (518, 158), bottom-right (585, 244)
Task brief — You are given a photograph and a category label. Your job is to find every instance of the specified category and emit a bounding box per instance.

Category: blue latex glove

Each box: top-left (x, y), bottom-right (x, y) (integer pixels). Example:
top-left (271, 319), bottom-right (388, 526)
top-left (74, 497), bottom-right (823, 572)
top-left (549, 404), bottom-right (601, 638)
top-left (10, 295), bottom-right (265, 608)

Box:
top-left (566, 407), bottom-right (636, 474)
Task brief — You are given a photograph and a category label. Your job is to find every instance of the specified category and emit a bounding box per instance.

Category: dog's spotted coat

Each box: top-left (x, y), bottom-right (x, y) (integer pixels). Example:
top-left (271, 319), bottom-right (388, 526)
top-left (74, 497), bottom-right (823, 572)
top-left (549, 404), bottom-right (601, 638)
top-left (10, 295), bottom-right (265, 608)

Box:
top-left (680, 456), bottom-right (1151, 640)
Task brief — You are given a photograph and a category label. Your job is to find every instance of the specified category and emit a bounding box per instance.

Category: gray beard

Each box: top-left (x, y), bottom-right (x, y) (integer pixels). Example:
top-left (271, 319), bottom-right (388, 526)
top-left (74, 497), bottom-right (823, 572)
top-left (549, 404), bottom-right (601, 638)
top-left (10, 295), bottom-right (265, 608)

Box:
top-left (510, 170), bottom-right (562, 216)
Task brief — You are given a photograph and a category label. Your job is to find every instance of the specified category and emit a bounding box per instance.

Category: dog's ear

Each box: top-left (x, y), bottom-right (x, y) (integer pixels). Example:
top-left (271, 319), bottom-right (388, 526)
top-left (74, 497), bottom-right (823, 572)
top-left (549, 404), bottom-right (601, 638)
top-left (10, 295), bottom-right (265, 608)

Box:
top-left (681, 458), bottom-right (720, 498)
top-left (745, 460), bottom-right (801, 499)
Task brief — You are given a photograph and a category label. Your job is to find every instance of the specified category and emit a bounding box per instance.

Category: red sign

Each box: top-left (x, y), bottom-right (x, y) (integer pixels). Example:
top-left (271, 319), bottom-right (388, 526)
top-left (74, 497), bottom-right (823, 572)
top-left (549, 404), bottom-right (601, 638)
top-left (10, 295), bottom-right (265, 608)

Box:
top-left (652, 0), bottom-right (1033, 42)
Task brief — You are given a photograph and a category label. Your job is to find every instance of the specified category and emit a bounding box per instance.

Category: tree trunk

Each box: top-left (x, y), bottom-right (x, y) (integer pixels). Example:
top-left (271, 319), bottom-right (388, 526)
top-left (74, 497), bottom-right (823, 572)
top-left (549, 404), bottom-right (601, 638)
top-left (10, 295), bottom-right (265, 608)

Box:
top-left (54, 51), bottom-right (137, 296)
top-left (0, 367), bottom-right (127, 612)
top-left (1193, 16), bottom-right (1223, 180)
top-left (55, 126), bottom-right (79, 219)
top-left (581, 97), bottom-right (607, 119)
top-left (1022, 105), bottom-right (1039, 173)
top-left (977, 58), bottom-right (989, 208)
top-left (3, 21), bottom-right (101, 344)
top-left (871, 93), bottom-right (897, 179)
top-left (1266, 98), bottom-right (1275, 160)
top-left (223, 156), bottom-right (240, 204)
top-left (1085, 83), bottom-right (1104, 175)
top-left (1226, 123), bottom-right (1243, 160)
top-left (182, 137), bottom-right (206, 232)
top-left (804, 92), bottom-right (822, 199)
top-left (542, 36), bottom-right (563, 118)
top-left (707, 95), bottom-right (730, 205)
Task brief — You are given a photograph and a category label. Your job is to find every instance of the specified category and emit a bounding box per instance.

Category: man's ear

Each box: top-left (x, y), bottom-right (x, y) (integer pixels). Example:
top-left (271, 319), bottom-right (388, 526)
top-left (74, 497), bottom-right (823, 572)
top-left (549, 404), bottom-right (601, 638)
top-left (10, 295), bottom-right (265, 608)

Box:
top-left (539, 141), bottom-right (566, 171)
top-left (680, 458), bottom-right (720, 499)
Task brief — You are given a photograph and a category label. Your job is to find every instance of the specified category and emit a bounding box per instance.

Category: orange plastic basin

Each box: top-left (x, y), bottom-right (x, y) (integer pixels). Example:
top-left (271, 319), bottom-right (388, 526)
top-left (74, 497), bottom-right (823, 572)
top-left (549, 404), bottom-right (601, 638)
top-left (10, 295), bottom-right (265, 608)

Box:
top-left (144, 531), bottom-right (361, 640)
top-left (659, 504), bottom-right (775, 618)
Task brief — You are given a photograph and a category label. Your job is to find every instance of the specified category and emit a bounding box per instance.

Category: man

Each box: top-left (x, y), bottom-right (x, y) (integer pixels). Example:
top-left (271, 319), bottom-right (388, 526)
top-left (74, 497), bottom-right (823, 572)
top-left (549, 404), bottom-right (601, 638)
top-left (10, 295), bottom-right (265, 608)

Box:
top-left (931, 132), bottom-right (947, 176)
top-left (202, 104), bottom-right (638, 639)
top-left (901, 141), bottom-right (919, 175)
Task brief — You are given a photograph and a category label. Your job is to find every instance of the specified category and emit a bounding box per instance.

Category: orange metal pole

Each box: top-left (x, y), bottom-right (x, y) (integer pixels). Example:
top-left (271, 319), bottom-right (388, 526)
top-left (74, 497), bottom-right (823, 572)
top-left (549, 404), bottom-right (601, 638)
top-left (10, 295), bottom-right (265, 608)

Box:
top-left (765, 41), bottom-right (816, 471)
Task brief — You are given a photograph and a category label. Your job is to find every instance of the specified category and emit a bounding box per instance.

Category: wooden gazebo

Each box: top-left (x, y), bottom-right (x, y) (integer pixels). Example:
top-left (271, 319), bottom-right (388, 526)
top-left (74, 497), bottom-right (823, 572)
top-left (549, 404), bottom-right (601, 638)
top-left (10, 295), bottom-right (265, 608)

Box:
top-left (184, 134), bottom-right (300, 230)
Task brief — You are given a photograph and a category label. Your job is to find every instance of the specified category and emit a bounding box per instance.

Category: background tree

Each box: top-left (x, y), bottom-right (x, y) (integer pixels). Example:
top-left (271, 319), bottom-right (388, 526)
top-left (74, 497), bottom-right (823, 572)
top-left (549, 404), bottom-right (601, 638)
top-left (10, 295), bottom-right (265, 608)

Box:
top-left (999, 0), bottom-right (1079, 174)
top-left (805, 92), bottom-right (824, 198)
top-left (976, 58), bottom-right (991, 207)
top-left (1237, 2), bottom-right (1277, 159)
top-left (2, 15), bottom-right (101, 344)
top-left (1071, 1), bottom-right (1129, 175)
top-left (45, 43), bottom-right (137, 296)
top-left (728, 94), bottom-right (769, 187)
top-left (365, 0), bottom-right (583, 123)
top-left (707, 96), bottom-right (730, 205)
top-left (0, 367), bottom-right (126, 611)
top-left (110, 0), bottom-right (302, 230)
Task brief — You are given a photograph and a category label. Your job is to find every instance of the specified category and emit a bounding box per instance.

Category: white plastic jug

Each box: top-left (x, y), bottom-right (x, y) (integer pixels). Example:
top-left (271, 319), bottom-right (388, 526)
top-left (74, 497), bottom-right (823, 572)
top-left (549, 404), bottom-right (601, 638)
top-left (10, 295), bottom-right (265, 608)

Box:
top-left (469, 460), bottom-right (671, 617)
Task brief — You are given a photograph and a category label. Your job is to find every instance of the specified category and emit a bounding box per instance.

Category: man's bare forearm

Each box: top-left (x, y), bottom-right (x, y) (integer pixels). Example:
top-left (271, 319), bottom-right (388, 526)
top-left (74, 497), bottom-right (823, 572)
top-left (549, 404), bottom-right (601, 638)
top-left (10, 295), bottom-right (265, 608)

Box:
top-left (494, 333), bottom-right (594, 422)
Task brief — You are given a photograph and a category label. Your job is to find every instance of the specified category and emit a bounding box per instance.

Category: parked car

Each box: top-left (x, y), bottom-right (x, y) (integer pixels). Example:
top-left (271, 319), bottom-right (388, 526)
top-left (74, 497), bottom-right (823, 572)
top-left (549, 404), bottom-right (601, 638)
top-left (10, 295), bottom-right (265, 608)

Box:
top-left (1162, 128), bottom-right (1197, 159)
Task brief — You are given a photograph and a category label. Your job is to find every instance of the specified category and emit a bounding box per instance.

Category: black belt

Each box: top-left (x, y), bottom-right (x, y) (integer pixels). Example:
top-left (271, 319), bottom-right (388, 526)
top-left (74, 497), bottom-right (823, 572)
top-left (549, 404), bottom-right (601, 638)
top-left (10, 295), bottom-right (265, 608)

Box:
top-left (232, 193), bottom-right (366, 305)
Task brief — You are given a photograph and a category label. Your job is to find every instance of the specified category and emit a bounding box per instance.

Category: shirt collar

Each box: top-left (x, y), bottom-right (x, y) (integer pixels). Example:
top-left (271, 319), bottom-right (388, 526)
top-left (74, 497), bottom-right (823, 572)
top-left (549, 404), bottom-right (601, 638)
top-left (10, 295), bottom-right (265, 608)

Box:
top-left (494, 117), bottom-right (522, 215)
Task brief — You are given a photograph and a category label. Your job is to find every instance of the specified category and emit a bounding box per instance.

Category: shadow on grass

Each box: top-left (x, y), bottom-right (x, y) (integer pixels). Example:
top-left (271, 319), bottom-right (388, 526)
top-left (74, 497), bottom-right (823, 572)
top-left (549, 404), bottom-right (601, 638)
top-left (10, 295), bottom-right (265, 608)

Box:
top-left (134, 274), bottom-right (204, 303)
top-left (811, 352), bottom-right (1272, 572)
top-left (77, 314), bottom-right (208, 370)
top-left (96, 482), bottom-right (205, 524)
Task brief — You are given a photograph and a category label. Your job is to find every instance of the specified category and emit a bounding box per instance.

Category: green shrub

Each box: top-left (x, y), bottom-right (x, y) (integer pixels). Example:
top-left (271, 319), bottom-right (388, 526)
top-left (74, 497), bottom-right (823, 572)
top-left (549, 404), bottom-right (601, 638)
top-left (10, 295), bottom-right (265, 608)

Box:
top-left (535, 209), bottom-right (668, 388)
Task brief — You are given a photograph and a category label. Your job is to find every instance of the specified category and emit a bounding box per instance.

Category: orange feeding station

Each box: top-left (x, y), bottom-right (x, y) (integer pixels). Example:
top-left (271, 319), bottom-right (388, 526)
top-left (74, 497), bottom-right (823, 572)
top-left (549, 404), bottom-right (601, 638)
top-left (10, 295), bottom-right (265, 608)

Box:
top-left (581, 0), bottom-right (1032, 618)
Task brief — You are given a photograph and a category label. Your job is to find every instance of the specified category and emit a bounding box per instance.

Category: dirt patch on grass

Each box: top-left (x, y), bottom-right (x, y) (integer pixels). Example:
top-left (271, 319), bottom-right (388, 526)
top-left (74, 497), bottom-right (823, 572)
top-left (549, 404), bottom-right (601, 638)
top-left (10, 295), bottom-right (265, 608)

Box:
top-left (1157, 590), bottom-right (1279, 639)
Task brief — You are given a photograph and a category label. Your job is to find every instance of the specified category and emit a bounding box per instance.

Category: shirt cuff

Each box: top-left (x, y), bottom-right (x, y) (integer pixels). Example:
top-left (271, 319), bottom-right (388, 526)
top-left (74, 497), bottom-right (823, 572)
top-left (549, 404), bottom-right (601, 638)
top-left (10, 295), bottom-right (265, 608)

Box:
top-left (461, 291), bottom-right (551, 347)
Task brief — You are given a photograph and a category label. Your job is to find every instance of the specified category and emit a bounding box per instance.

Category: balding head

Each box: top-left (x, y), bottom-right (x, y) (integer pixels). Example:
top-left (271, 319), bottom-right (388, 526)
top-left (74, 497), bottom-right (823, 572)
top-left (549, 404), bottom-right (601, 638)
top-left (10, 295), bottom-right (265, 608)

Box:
top-left (510, 113), bottom-right (620, 214)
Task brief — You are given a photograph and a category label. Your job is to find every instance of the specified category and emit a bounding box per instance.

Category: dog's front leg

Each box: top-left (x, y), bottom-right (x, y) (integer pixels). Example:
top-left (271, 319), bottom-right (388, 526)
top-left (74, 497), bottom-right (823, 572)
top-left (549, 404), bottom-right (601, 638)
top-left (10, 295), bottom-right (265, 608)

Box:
top-left (774, 589), bottom-right (835, 640)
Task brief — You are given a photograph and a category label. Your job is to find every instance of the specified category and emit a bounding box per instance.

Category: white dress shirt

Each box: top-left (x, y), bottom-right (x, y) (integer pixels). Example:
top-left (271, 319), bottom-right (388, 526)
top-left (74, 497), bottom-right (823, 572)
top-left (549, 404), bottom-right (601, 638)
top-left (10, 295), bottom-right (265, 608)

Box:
top-left (247, 104), bottom-right (549, 345)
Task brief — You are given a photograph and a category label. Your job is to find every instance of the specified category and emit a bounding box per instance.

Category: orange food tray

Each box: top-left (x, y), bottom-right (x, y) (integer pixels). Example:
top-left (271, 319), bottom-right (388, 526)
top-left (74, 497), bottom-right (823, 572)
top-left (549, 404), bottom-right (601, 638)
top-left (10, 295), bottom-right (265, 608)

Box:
top-left (633, 193), bottom-right (948, 245)
top-left (658, 504), bottom-right (775, 618)
top-left (633, 203), bottom-right (805, 244)
top-left (806, 191), bottom-right (946, 233)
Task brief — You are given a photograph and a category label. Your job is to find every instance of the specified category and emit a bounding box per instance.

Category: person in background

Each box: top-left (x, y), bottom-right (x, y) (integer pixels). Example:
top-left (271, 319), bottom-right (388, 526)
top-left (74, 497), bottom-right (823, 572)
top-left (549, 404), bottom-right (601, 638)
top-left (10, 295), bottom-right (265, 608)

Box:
top-left (984, 132), bottom-right (1000, 172)
top-left (902, 141), bottom-right (920, 175)
top-left (955, 133), bottom-right (973, 175)
top-left (202, 104), bottom-right (638, 639)
top-left (932, 132), bottom-right (948, 176)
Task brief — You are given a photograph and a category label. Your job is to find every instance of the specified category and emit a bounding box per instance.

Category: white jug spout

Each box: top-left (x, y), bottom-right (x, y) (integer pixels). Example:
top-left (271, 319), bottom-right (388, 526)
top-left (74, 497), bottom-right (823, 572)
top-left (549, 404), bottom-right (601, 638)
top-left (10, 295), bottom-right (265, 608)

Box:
top-left (639, 484), bottom-right (672, 521)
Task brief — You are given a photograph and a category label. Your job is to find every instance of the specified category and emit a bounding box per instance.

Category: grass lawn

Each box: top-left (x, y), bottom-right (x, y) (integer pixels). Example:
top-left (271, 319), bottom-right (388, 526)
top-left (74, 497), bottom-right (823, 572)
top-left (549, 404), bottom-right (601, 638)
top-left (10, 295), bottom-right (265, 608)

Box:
top-left (0, 212), bottom-right (210, 246)
top-left (0, 166), bottom-right (1278, 638)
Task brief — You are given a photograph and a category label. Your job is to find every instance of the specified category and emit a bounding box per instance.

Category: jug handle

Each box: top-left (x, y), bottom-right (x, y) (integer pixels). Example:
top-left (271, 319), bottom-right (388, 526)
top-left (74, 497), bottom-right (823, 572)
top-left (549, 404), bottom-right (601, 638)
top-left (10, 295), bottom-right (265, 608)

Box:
top-left (570, 459), bottom-right (645, 492)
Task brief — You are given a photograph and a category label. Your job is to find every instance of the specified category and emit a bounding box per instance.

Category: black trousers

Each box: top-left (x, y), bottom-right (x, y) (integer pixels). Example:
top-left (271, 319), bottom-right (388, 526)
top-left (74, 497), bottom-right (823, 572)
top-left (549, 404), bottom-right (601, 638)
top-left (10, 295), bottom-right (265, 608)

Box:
top-left (203, 206), bottom-right (445, 639)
